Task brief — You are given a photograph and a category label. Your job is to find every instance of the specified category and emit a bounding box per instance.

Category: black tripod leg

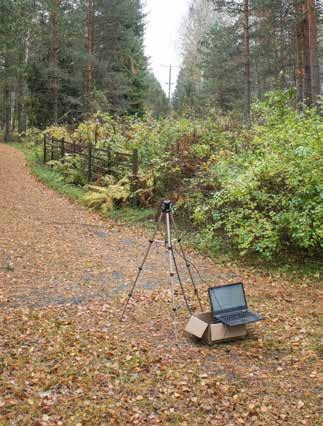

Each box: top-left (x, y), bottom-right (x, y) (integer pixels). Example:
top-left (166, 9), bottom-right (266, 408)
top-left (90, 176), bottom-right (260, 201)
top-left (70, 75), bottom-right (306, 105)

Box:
top-left (170, 214), bottom-right (203, 311)
top-left (120, 212), bottom-right (163, 320)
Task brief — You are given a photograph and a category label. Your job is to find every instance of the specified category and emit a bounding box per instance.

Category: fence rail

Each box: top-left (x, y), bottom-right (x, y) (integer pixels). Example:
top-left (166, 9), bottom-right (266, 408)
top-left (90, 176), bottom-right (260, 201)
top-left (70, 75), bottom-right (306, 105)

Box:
top-left (43, 134), bottom-right (139, 204)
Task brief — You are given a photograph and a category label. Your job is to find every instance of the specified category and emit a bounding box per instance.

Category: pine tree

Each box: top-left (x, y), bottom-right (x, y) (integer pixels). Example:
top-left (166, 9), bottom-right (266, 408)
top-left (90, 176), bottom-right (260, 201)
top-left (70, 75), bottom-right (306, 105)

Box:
top-left (243, 0), bottom-right (251, 126)
top-left (294, 1), bottom-right (304, 104)
top-left (144, 72), bottom-right (169, 117)
top-left (175, 0), bottom-right (320, 116)
top-left (94, 0), bottom-right (147, 115)
top-left (87, 0), bottom-right (94, 110)
top-left (1, 0), bottom-right (151, 129)
top-left (50, 0), bottom-right (61, 123)
top-left (307, 0), bottom-right (320, 103)
top-left (303, 1), bottom-right (312, 105)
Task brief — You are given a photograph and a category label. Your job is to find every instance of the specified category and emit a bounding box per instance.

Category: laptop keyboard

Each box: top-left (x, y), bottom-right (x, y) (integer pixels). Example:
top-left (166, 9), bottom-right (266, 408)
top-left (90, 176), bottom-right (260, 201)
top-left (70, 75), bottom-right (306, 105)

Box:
top-left (220, 311), bottom-right (250, 321)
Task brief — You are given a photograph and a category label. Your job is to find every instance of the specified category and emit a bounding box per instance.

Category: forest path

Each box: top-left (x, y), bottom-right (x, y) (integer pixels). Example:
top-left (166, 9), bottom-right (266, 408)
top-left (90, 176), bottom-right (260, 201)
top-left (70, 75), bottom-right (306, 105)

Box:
top-left (0, 144), bottom-right (320, 424)
top-left (0, 143), bottom-right (233, 309)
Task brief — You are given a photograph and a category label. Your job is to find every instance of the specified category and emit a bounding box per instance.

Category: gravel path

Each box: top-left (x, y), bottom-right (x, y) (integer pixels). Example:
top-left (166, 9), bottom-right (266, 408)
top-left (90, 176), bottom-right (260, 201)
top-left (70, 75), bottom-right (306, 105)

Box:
top-left (0, 143), bottom-right (237, 310)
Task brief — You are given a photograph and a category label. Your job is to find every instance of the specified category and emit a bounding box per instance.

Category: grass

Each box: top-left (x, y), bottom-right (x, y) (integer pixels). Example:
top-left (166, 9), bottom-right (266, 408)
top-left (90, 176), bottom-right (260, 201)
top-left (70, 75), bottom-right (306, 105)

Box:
top-left (106, 206), bottom-right (156, 228)
top-left (12, 142), bottom-right (85, 202)
top-left (11, 141), bottom-right (155, 227)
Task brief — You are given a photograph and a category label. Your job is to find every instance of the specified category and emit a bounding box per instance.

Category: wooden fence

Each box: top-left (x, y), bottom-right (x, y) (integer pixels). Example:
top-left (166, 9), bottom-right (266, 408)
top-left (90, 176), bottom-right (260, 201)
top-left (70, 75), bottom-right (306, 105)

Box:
top-left (43, 134), bottom-right (139, 202)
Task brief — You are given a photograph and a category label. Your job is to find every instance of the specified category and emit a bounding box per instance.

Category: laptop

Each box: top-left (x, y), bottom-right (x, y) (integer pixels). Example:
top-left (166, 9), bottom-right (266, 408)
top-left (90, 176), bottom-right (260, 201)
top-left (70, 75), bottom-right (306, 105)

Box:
top-left (208, 282), bottom-right (263, 326)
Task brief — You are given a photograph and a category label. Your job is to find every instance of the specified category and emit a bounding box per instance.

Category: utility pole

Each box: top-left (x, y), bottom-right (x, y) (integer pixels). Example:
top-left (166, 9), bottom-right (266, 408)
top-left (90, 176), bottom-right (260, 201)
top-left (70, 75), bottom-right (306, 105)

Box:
top-left (168, 64), bottom-right (172, 104)
top-left (161, 63), bottom-right (180, 108)
top-left (160, 64), bottom-right (180, 109)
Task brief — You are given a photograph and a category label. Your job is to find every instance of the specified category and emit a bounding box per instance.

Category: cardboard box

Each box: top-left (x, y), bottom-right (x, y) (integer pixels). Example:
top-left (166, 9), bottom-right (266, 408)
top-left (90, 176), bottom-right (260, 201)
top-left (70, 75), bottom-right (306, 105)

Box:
top-left (185, 311), bottom-right (247, 345)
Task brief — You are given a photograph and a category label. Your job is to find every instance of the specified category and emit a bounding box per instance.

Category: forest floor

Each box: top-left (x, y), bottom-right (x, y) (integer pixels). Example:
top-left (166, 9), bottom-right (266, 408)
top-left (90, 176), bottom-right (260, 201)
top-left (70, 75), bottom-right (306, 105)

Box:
top-left (0, 143), bottom-right (320, 425)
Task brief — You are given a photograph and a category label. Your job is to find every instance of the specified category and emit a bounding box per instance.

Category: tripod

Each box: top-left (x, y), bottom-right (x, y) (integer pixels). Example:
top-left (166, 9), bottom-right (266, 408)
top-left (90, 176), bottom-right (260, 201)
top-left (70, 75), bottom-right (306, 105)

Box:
top-left (120, 200), bottom-right (203, 344)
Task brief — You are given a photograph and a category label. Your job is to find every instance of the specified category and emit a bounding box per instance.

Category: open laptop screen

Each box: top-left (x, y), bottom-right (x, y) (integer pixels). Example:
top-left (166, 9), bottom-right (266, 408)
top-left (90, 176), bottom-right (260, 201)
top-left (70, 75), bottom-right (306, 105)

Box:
top-left (208, 283), bottom-right (247, 315)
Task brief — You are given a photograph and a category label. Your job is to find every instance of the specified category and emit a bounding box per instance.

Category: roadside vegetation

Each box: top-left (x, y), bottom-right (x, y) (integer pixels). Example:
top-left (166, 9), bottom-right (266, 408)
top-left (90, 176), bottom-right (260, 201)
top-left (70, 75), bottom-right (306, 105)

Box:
top-left (16, 90), bottom-right (322, 272)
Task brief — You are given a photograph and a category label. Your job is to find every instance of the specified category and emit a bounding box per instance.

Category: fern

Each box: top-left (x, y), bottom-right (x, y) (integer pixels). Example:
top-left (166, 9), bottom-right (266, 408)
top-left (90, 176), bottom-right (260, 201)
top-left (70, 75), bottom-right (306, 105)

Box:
top-left (83, 177), bottom-right (130, 213)
top-left (47, 155), bottom-right (86, 185)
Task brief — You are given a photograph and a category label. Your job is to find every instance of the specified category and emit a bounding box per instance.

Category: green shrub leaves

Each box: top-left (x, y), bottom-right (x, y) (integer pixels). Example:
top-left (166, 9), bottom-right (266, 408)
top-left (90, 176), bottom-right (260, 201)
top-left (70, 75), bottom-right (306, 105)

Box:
top-left (31, 90), bottom-right (322, 260)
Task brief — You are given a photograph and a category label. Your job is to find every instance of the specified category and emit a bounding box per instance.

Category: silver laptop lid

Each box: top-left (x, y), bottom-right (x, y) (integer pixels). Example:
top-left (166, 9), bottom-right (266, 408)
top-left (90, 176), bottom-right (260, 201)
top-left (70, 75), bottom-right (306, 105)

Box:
top-left (208, 282), bottom-right (247, 315)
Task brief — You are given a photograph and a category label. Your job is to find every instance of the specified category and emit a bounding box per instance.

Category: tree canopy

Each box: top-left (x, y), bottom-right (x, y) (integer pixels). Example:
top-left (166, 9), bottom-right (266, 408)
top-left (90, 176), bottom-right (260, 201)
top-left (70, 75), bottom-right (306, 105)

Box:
top-left (174, 0), bottom-right (321, 120)
top-left (0, 0), bottom-right (167, 136)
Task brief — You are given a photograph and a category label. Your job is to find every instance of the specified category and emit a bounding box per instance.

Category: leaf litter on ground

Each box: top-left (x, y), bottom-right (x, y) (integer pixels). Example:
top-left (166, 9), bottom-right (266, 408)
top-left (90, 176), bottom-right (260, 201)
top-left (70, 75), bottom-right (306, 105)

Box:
top-left (0, 144), bottom-right (320, 425)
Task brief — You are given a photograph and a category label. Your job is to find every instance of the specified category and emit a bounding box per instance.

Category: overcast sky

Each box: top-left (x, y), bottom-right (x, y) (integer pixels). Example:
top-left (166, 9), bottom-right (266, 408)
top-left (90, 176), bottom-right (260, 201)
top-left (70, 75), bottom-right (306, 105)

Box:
top-left (144, 0), bottom-right (190, 96)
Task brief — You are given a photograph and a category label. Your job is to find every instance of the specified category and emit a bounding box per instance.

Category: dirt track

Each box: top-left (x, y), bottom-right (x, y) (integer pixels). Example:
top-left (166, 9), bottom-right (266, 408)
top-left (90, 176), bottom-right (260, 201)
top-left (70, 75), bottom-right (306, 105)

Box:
top-left (0, 143), bottom-right (235, 310)
top-left (0, 143), bottom-right (320, 425)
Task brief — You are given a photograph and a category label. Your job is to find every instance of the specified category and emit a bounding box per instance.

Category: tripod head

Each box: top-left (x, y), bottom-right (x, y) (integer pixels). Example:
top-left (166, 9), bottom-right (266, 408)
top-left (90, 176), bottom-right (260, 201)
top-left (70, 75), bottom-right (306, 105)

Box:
top-left (162, 200), bottom-right (172, 213)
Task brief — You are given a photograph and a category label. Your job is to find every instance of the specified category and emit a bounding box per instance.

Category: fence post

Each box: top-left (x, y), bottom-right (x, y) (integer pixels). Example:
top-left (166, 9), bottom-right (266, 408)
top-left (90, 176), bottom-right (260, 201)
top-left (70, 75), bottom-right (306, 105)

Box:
top-left (61, 138), bottom-right (65, 159)
top-left (131, 148), bottom-right (139, 207)
top-left (43, 134), bottom-right (47, 163)
top-left (51, 137), bottom-right (54, 161)
top-left (87, 143), bottom-right (93, 182)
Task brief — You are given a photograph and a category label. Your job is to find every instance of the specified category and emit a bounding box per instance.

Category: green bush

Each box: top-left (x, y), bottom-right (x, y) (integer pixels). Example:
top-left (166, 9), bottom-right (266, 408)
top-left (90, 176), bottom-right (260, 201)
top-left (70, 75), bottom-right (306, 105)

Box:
top-left (48, 154), bottom-right (86, 185)
top-left (30, 90), bottom-right (322, 260)
top-left (186, 91), bottom-right (323, 258)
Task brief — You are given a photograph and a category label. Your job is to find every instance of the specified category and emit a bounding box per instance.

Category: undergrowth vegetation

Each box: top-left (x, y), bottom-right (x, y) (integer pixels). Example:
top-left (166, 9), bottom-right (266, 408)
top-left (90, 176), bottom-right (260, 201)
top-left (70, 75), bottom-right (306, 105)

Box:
top-left (21, 90), bottom-right (322, 261)
top-left (12, 142), bottom-right (85, 202)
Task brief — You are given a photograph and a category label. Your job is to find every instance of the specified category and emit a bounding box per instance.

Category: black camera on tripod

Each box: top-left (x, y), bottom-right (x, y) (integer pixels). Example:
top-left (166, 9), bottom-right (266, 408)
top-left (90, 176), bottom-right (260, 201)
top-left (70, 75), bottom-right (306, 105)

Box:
top-left (162, 200), bottom-right (172, 213)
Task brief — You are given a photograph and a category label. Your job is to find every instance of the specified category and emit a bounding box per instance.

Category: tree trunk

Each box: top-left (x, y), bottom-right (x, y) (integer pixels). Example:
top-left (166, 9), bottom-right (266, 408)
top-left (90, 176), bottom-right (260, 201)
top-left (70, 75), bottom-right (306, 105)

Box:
top-left (1, 92), bottom-right (5, 129)
top-left (17, 48), bottom-right (25, 134)
top-left (243, 0), bottom-right (251, 126)
top-left (303, 2), bottom-right (312, 106)
top-left (279, 8), bottom-right (287, 88)
top-left (307, 0), bottom-right (320, 103)
top-left (294, 2), bottom-right (304, 104)
top-left (11, 90), bottom-right (16, 131)
top-left (17, 84), bottom-right (25, 134)
top-left (4, 87), bottom-right (12, 142)
top-left (254, 54), bottom-right (259, 100)
top-left (50, 0), bottom-right (60, 123)
top-left (87, 0), bottom-right (94, 111)
top-left (3, 55), bottom-right (12, 142)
